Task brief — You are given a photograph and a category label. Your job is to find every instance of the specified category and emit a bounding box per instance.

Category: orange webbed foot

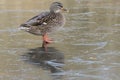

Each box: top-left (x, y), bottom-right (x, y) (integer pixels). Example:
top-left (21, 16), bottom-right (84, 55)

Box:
top-left (43, 34), bottom-right (53, 44)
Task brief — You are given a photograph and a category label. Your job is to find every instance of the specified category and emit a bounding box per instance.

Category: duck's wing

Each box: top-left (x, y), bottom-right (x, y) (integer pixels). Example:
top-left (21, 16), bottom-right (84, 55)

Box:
top-left (20, 12), bottom-right (55, 28)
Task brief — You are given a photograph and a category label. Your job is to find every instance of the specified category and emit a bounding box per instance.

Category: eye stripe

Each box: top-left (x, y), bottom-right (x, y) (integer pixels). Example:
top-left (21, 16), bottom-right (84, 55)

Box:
top-left (58, 5), bottom-right (63, 7)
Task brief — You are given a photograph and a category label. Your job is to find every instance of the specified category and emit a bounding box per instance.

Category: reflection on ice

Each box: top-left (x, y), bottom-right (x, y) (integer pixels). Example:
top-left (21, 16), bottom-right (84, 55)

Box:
top-left (22, 47), bottom-right (64, 73)
top-left (45, 60), bottom-right (64, 68)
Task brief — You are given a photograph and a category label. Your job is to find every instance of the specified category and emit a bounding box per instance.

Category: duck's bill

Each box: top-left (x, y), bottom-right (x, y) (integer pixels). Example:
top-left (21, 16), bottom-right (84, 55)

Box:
top-left (61, 8), bottom-right (68, 12)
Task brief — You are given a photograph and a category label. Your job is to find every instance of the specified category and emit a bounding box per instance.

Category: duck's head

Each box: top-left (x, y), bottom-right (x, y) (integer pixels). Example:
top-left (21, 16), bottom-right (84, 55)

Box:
top-left (50, 2), bottom-right (67, 13)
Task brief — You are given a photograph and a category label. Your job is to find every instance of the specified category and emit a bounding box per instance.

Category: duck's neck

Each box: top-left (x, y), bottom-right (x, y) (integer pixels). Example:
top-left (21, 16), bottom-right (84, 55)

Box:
top-left (50, 10), bottom-right (61, 14)
top-left (49, 11), bottom-right (63, 19)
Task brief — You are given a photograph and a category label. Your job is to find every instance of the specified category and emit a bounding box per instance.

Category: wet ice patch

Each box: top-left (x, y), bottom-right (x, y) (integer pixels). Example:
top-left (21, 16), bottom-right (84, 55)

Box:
top-left (0, 28), bottom-right (20, 33)
top-left (0, 9), bottom-right (40, 13)
top-left (73, 42), bottom-right (107, 46)
top-left (73, 42), bottom-right (107, 50)
top-left (52, 70), bottom-right (105, 80)
top-left (67, 57), bottom-right (103, 64)
top-left (113, 24), bottom-right (120, 26)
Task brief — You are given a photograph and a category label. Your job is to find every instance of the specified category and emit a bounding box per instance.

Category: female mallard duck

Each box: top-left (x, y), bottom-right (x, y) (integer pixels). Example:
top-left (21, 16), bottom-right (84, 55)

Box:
top-left (20, 2), bottom-right (67, 52)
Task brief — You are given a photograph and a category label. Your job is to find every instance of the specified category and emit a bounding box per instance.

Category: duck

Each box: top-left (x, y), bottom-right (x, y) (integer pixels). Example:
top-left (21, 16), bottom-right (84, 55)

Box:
top-left (19, 2), bottom-right (67, 52)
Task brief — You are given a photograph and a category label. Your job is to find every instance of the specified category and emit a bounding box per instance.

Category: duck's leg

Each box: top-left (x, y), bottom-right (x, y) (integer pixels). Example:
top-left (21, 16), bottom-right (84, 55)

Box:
top-left (42, 41), bottom-right (47, 52)
top-left (42, 33), bottom-right (53, 52)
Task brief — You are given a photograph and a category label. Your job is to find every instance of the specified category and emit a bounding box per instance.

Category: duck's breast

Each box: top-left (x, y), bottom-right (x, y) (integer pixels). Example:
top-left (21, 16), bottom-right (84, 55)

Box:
top-left (46, 13), bottom-right (65, 32)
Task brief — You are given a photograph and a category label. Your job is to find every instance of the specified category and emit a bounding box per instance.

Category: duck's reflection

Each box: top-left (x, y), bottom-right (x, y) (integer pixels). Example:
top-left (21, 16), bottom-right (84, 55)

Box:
top-left (23, 47), bottom-right (64, 73)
